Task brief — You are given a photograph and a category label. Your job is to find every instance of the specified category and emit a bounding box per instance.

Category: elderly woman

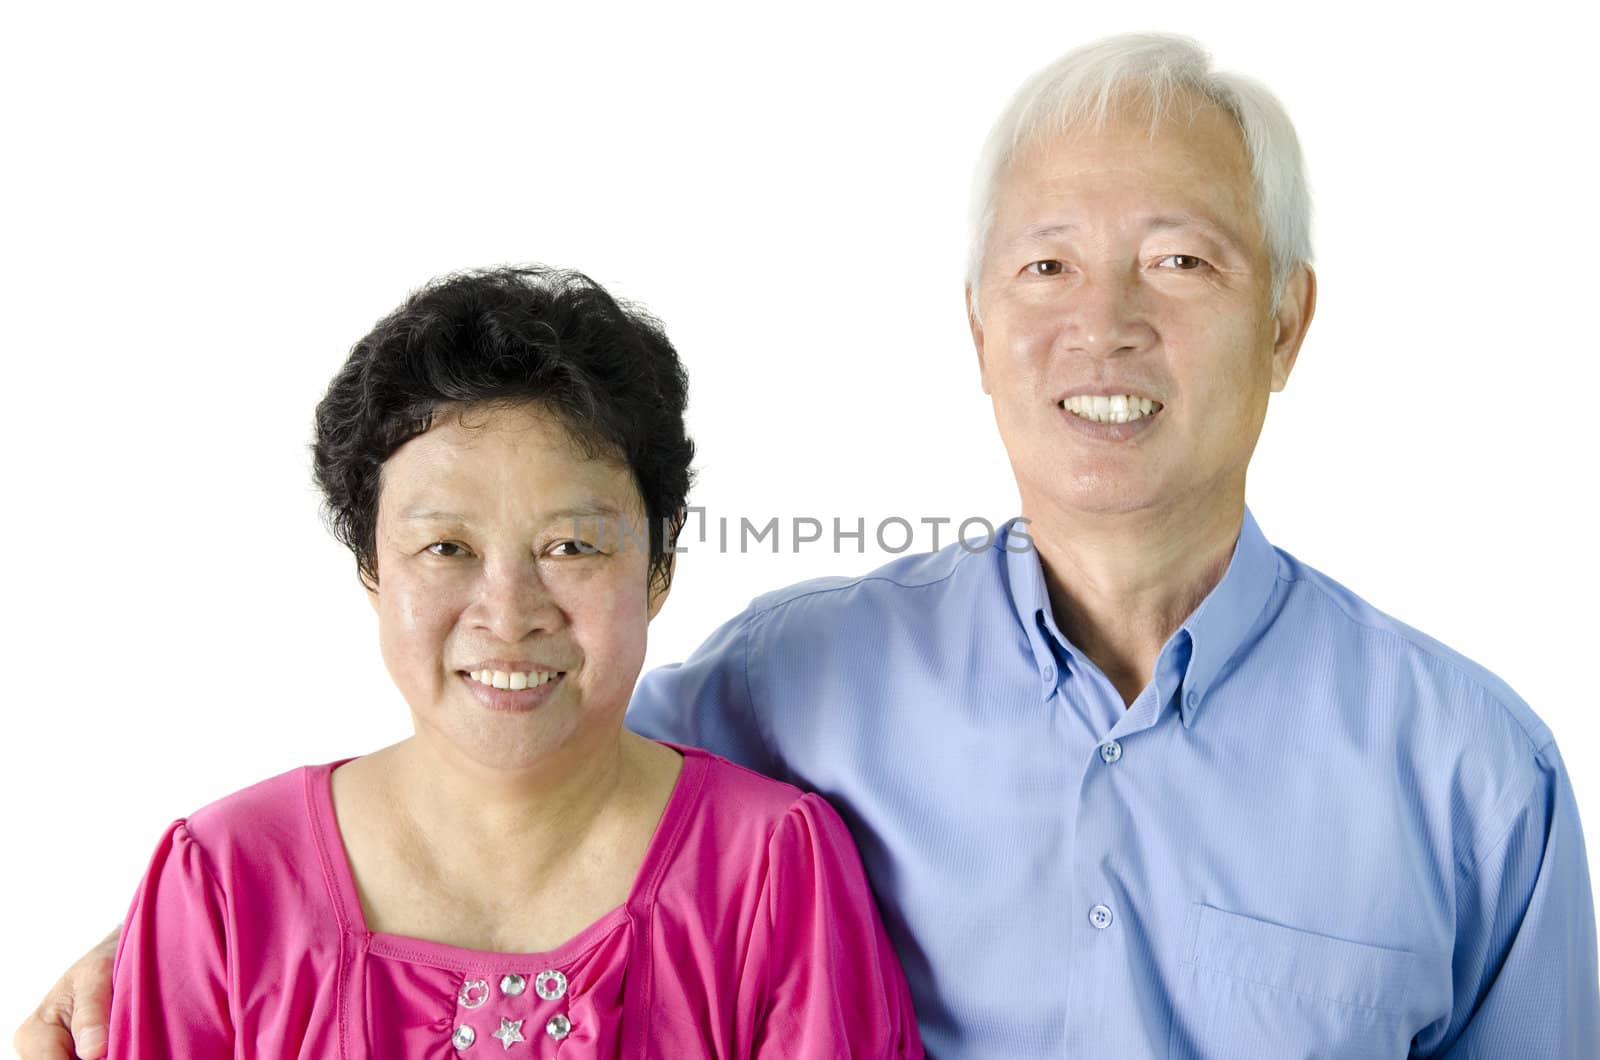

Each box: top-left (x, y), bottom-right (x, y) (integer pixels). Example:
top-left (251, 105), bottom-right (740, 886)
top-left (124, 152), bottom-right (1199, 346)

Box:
top-left (104, 267), bottom-right (921, 1057)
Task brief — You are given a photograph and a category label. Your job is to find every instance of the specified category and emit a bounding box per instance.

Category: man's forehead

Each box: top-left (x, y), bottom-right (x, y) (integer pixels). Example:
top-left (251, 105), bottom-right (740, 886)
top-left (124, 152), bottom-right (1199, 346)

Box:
top-left (1012, 94), bottom-right (1248, 177)
top-left (995, 102), bottom-right (1260, 244)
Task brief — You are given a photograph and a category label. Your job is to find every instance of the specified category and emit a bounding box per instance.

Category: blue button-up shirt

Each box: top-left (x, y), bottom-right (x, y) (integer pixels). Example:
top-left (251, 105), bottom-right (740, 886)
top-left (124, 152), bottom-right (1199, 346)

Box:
top-left (628, 511), bottom-right (1598, 1057)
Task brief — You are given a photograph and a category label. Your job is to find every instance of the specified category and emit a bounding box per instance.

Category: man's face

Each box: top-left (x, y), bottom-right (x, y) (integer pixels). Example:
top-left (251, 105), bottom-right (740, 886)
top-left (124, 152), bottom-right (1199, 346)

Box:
top-left (970, 96), bottom-right (1311, 524)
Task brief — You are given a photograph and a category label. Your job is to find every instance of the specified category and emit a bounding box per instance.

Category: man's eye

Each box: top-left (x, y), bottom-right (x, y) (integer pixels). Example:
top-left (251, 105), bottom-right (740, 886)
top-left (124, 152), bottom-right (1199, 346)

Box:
top-left (1156, 254), bottom-right (1208, 270)
top-left (425, 542), bottom-right (468, 557)
top-left (1025, 260), bottom-right (1065, 276)
top-left (547, 540), bottom-right (599, 557)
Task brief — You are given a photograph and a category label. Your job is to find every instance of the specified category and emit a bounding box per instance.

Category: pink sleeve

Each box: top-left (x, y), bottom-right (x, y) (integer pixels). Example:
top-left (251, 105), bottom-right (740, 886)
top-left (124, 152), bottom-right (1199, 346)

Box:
top-left (744, 794), bottom-right (924, 1059)
top-left (109, 820), bottom-right (235, 1058)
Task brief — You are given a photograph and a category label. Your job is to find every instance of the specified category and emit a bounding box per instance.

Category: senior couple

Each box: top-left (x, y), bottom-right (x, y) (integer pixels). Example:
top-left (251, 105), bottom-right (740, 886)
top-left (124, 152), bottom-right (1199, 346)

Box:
top-left (19, 33), bottom-right (1598, 1059)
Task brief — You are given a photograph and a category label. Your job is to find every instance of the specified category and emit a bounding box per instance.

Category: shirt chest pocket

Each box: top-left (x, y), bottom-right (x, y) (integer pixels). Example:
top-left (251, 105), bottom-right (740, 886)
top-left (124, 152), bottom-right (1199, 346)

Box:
top-left (1168, 903), bottom-right (1420, 1060)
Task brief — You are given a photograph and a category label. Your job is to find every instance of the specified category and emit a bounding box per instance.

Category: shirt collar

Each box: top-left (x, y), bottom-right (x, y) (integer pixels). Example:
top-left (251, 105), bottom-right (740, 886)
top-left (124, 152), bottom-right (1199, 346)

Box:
top-left (997, 519), bottom-right (1067, 699)
top-left (1171, 507), bottom-right (1280, 727)
top-left (999, 509), bottom-right (1280, 721)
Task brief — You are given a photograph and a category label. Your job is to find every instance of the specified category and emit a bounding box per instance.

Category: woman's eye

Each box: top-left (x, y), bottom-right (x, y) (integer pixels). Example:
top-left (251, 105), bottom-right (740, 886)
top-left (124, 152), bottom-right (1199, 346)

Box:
top-left (425, 542), bottom-right (467, 557)
top-left (1157, 254), bottom-right (1208, 270)
top-left (547, 540), bottom-right (598, 557)
top-left (1025, 260), bottom-right (1065, 276)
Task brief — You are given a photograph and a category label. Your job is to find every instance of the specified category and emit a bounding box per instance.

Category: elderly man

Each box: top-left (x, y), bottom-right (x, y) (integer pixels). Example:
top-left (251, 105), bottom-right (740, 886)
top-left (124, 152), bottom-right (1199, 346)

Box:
top-left (19, 33), bottom-right (1598, 1060)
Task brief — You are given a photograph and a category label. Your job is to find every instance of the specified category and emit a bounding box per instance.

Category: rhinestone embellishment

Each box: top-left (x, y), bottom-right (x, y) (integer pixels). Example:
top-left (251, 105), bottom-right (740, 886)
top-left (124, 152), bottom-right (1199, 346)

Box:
top-left (499, 972), bottom-right (526, 997)
top-left (535, 968), bottom-right (568, 1000)
top-left (546, 1014), bottom-right (572, 1040)
top-left (452, 1024), bottom-right (476, 1049)
top-left (491, 1017), bottom-right (525, 1050)
top-left (458, 978), bottom-right (490, 1009)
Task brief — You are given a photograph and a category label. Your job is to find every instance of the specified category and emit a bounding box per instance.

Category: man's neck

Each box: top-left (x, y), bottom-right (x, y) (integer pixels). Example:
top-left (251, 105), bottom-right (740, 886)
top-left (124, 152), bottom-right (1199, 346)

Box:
top-left (1025, 490), bottom-right (1245, 707)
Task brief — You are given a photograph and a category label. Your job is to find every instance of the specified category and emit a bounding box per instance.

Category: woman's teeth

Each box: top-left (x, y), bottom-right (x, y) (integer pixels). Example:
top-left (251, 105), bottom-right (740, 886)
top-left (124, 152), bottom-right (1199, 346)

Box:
top-left (468, 670), bottom-right (561, 691)
top-left (1061, 394), bottom-right (1161, 424)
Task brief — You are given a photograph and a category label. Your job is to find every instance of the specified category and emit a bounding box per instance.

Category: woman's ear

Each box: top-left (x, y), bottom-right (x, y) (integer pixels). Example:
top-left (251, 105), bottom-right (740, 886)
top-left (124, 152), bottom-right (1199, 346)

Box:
top-left (647, 552), bottom-right (675, 620)
top-left (646, 510), bottom-right (687, 620)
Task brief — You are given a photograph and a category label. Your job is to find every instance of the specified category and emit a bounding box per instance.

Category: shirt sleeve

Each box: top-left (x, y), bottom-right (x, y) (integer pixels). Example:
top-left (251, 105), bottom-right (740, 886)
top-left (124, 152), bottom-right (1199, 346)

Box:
top-left (741, 793), bottom-right (924, 1059)
top-left (627, 605), bottom-right (783, 779)
top-left (1431, 740), bottom-right (1599, 1057)
top-left (109, 820), bottom-right (235, 1057)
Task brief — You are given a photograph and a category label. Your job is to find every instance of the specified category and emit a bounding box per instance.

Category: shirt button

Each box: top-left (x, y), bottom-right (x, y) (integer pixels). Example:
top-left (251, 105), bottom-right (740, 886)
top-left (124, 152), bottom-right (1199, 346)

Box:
top-left (1089, 903), bottom-right (1114, 930)
top-left (1099, 740), bottom-right (1122, 764)
top-left (1186, 690), bottom-right (1199, 709)
top-left (452, 1024), bottom-right (476, 1049)
top-left (535, 968), bottom-right (568, 1000)
top-left (457, 978), bottom-right (489, 1008)
top-left (1042, 664), bottom-right (1055, 684)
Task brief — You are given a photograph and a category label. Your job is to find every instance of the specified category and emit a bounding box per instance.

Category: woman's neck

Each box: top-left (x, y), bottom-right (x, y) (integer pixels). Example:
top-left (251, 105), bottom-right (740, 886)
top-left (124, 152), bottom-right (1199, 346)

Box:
top-left (332, 731), bottom-right (682, 952)
top-left (386, 731), bottom-right (630, 886)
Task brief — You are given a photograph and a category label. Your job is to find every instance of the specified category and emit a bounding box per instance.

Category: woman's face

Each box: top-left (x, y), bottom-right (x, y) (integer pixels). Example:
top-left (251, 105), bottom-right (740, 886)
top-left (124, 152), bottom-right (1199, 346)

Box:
top-left (368, 401), bottom-right (665, 772)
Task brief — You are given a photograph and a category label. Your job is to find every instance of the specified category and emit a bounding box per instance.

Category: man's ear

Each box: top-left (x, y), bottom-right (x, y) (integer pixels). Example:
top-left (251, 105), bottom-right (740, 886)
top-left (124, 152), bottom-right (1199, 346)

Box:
top-left (967, 284), bottom-right (992, 395)
top-left (1270, 264), bottom-right (1317, 392)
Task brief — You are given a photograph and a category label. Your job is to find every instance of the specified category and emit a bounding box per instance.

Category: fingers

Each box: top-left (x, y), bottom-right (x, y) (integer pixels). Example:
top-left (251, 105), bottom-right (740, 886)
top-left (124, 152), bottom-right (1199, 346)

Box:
top-left (12, 928), bottom-right (119, 1060)
top-left (12, 993), bottom-right (77, 1060)
top-left (67, 934), bottom-right (117, 1059)
top-left (68, 1000), bottom-right (109, 1059)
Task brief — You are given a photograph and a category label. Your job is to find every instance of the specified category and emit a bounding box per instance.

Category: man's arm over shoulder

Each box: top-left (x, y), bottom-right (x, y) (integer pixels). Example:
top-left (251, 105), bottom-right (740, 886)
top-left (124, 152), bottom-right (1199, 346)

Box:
top-left (628, 603), bottom-right (782, 779)
top-left (1429, 737), bottom-right (1599, 1056)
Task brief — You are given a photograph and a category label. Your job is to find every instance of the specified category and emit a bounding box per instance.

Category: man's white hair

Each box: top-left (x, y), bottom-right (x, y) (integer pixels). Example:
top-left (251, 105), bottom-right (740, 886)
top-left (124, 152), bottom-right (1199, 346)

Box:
top-left (967, 33), bottom-right (1312, 314)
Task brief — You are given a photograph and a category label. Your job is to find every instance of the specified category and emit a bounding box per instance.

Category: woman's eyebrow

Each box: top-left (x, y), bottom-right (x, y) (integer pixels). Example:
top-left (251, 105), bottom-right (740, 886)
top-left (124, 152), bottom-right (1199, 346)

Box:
top-left (398, 503), bottom-right (628, 522)
top-left (547, 503), bottom-right (629, 524)
top-left (398, 507), bottom-right (465, 522)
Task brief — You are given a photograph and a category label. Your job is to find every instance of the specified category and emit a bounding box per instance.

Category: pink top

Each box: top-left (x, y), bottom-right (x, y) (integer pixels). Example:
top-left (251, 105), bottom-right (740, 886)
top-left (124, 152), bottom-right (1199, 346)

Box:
top-left (109, 745), bottom-right (923, 1058)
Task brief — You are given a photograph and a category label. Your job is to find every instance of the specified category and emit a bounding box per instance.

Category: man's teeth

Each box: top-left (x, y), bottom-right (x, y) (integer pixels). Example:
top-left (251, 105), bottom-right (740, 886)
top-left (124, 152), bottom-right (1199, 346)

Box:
top-left (468, 670), bottom-right (561, 690)
top-left (1061, 394), bottom-right (1161, 424)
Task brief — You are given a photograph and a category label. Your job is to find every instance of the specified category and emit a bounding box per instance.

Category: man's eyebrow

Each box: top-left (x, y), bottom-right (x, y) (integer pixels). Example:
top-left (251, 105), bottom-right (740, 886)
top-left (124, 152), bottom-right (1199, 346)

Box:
top-left (1010, 214), bottom-right (1248, 251)
top-left (1013, 221), bottom-right (1079, 244)
top-left (1143, 213), bottom-right (1247, 250)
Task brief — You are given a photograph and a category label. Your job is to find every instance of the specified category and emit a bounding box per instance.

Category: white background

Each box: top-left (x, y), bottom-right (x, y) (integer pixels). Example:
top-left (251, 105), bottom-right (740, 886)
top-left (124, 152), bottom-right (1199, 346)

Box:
top-left (4, 0), bottom-right (1597, 1030)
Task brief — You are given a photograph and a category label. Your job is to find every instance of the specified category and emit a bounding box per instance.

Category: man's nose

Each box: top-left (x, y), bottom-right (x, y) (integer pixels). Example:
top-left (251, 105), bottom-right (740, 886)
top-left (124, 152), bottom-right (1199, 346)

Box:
top-left (469, 559), bottom-right (562, 643)
top-left (1062, 270), bottom-right (1153, 359)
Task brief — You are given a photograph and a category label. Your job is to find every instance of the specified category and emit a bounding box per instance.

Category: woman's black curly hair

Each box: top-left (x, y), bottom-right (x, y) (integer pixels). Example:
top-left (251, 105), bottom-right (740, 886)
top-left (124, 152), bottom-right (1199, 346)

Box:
top-left (312, 266), bottom-right (694, 593)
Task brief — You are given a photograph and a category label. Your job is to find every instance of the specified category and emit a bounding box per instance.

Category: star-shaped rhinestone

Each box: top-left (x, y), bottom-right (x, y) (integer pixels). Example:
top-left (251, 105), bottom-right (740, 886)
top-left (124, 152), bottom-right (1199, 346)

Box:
top-left (491, 1017), bottom-right (525, 1050)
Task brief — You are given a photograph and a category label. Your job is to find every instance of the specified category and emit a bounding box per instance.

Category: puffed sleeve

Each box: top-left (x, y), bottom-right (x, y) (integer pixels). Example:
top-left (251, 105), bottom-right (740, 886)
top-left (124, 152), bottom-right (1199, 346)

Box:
top-left (741, 793), bottom-right (923, 1058)
top-left (108, 820), bottom-right (235, 1057)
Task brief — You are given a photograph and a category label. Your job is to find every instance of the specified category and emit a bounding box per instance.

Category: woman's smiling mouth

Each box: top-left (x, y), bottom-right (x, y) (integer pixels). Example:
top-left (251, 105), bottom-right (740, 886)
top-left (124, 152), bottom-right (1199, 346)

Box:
top-left (459, 668), bottom-right (568, 712)
top-left (466, 668), bottom-right (564, 691)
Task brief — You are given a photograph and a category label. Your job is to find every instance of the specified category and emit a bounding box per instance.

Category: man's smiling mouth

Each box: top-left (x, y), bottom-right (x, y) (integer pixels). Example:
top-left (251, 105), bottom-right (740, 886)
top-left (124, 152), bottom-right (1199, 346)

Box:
top-left (1060, 394), bottom-right (1163, 424)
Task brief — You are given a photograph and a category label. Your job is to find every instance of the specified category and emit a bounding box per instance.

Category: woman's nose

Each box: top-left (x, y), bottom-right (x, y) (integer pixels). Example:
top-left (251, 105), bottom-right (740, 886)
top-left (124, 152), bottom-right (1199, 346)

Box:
top-left (468, 561), bottom-right (562, 643)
